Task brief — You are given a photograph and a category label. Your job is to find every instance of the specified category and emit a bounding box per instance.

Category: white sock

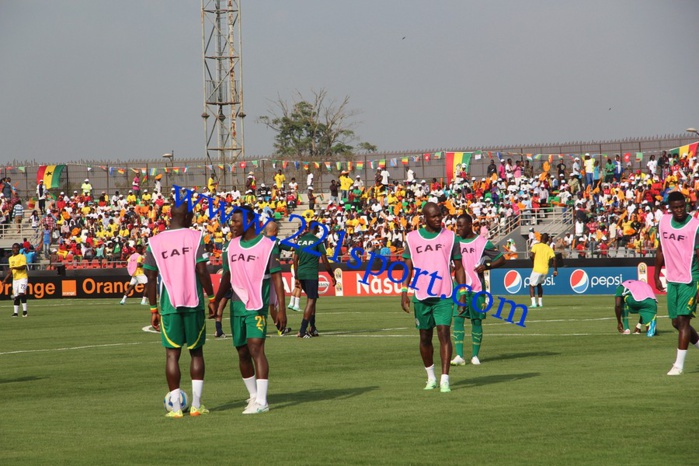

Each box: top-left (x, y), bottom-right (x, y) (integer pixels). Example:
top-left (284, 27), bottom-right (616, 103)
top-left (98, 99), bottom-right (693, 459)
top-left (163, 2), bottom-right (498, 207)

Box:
top-left (531, 297), bottom-right (536, 306)
top-left (170, 388), bottom-right (182, 411)
top-left (22, 303), bottom-right (27, 312)
top-left (293, 297), bottom-right (299, 307)
top-left (192, 380), bottom-right (203, 409)
top-left (425, 364), bottom-right (436, 381)
top-left (13, 305), bottom-right (19, 314)
top-left (440, 374), bottom-right (449, 385)
top-left (243, 376), bottom-right (257, 398)
top-left (256, 379), bottom-right (269, 406)
top-left (121, 295), bottom-right (127, 302)
top-left (141, 297), bottom-right (147, 303)
top-left (694, 341), bottom-right (699, 350)
top-left (674, 349), bottom-right (688, 370)
top-left (538, 297), bottom-right (543, 306)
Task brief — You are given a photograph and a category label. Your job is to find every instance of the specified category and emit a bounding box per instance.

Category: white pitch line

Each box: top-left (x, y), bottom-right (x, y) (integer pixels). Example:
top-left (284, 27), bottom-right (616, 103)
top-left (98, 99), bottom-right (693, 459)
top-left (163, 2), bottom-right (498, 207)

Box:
top-left (0, 341), bottom-right (149, 356)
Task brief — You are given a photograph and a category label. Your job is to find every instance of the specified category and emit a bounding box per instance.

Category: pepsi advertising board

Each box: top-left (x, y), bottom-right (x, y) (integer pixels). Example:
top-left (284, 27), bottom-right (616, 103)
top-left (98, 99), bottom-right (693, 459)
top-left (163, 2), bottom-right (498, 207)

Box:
top-left (490, 267), bottom-right (640, 296)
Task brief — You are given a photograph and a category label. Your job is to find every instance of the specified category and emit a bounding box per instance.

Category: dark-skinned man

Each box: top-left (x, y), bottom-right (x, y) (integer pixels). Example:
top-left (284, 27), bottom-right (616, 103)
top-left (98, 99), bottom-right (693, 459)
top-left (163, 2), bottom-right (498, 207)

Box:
top-left (4, 243), bottom-right (29, 317)
top-left (143, 202), bottom-right (217, 418)
top-left (293, 220), bottom-right (336, 338)
top-left (655, 191), bottom-right (699, 375)
top-left (529, 233), bottom-right (557, 308)
top-left (451, 213), bottom-right (506, 366)
top-left (213, 207), bottom-right (286, 414)
top-left (402, 202), bottom-right (465, 393)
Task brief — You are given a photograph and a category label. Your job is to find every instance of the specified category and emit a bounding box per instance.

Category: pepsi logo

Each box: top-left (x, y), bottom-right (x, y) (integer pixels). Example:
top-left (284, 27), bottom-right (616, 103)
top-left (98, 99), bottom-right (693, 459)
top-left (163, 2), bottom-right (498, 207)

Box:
top-left (503, 270), bottom-right (522, 294)
top-left (570, 269), bottom-right (589, 294)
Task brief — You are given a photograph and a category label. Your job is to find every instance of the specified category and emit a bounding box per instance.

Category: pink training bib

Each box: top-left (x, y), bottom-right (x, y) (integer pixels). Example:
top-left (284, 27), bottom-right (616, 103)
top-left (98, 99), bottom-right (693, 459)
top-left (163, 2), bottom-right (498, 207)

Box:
top-left (228, 236), bottom-right (275, 311)
top-left (406, 229), bottom-right (455, 301)
top-left (460, 235), bottom-right (488, 293)
top-left (622, 280), bottom-right (656, 302)
top-left (127, 253), bottom-right (141, 276)
top-left (659, 215), bottom-right (699, 284)
top-left (149, 229), bottom-right (203, 308)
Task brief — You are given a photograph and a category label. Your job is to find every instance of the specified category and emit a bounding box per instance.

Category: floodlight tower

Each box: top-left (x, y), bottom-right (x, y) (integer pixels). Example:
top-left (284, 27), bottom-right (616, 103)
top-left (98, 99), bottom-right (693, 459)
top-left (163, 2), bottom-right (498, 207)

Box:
top-left (201, 0), bottom-right (245, 189)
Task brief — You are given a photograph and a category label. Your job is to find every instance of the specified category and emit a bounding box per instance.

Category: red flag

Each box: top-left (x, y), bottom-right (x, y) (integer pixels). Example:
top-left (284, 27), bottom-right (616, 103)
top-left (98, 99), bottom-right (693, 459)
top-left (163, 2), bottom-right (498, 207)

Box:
top-left (623, 153), bottom-right (631, 163)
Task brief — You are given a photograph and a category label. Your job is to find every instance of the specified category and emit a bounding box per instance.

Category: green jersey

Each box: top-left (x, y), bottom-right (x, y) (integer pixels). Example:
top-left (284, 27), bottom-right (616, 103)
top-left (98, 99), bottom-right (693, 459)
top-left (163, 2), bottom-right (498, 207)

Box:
top-left (296, 232), bottom-right (327, 280)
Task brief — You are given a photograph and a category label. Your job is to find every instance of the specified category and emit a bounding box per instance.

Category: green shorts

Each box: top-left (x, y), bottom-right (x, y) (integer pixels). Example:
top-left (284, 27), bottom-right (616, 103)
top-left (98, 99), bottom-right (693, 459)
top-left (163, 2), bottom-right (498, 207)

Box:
top-left (666, 281), bottom-right (699, 320)
top-left (231, 310), bottom-right (268, 347)
top-left (453, 291), bottom-right (489, 321)
top-left (160, 310), bottom-right (206, 350)
top-left (413, 298), bottom-right (453, 330)
top-left (624, 297), bottom-right (657, 325)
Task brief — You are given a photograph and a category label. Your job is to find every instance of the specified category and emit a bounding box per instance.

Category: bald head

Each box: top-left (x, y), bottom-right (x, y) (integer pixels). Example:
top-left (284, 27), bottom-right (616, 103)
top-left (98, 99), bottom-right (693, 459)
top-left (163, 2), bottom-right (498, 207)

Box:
top-left (265, 221), bottom-right (279, 238)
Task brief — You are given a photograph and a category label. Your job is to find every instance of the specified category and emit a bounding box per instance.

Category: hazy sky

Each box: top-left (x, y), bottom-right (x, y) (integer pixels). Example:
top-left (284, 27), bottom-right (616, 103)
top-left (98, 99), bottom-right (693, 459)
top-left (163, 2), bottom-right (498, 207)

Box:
top-left (1, 0), bottom-right (698, 164)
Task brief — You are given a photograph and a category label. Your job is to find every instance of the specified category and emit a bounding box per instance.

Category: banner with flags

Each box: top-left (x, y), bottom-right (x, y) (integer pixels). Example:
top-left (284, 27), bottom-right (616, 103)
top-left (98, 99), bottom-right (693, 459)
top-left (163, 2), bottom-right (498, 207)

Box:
top-left (36, 164), bottom-right (66, 189)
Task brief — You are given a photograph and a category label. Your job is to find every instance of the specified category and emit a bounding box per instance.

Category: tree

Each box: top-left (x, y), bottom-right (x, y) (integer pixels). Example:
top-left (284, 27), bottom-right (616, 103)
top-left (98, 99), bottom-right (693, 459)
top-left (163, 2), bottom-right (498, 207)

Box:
top-left (357, 142), bottom-right (378, 153)
top-left (258, 89), bottom-right (370, 159)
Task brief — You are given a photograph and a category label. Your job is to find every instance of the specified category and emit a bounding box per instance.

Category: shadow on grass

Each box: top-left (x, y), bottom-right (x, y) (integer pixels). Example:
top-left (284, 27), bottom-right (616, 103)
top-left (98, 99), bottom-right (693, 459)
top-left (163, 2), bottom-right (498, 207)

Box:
top-left (485, 351), bottom-right (560, 362)
top-left (212, 385), bottom-right (380, 412)
top-left (452, 372), bottom-right (540, 389)
top-left (0, 376), bottom-right (44, 385)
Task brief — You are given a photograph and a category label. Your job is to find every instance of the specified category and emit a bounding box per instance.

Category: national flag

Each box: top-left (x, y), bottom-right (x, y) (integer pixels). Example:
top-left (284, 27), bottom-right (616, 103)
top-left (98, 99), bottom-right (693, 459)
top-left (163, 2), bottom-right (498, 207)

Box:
top-left (17, 166), bottom-right (25, 173)
top-left (252, 160), bottom-right (259, 168)
top-left (37, 165), bottom-right (66, 188)
top-left (117, 168), bottom-right (126, 175)
top-left (336, 161), bottom-right (342, 170)
top-left (131, 168), bottom-right (140, 174)
top-left (689, 142), bottom-right (699, 158)
top-left (86, 166), bottom-right (92, 172)
top-left (497, 152), bottom-right (503, 161)
top-left (324, 161), bottom-right (332, 171)
top-left (378, 159), bottom-right (386, 169)
top-left (548, 154), bottom-right (554, 163)
top-left (239, 161), bottom-right (247, 169)
top-left (389, 158), bottom-right (397, 167)
top-left (369, 160), bottom-right (375, 169)
top-left (347, 161), bottom-right (353, 171)
top-left (294, 161), bottom-right (300, 169)
top-left (183, 166), bottom-right (189, 173)
top-left (100, 166), bottom-right (107, 171)
top-left (534, 154), bottom-right (541, 160)
top-left (446, 152), bottom-right (472, 180)
top-left (412, 155), bottom-right (421, 163)
top-left (636, 152), bottom-right (644, 161)
top-left (433, 152), bottom-right (443, 160)
top-left (314, 162), bottom-right (320, 169)
top-left (283, 161), bottom-right (289, 170)
top-left (357, 161), bottom-right (365, 170)
top-left (150, 168), bottom-right (158, 176)
top-left (474, 152), bottom-right (482, 161)
top-left (623, 153), bottom-right (631, 163)
top-left (526, 154), bottom-right (533, 161)
top-left (218, 164), bottom-right (225, 170)
top-left (206, 164), bottom-right (213, 171)
top-left (424, 153), bottom-right (431, 163)
top-left (401, 157), bottom-right (409, 166)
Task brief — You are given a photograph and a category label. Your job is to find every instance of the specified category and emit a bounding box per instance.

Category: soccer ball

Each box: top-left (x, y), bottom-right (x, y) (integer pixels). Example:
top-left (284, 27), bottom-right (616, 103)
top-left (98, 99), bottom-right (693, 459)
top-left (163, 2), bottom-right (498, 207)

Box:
top-left (163, 390), bottom-right (189, 413)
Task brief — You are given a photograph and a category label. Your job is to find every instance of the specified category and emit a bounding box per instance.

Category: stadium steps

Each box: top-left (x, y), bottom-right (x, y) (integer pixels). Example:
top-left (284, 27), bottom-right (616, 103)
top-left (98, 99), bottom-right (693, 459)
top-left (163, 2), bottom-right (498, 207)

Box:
top-left (0, 210), bottom-right (41, 249)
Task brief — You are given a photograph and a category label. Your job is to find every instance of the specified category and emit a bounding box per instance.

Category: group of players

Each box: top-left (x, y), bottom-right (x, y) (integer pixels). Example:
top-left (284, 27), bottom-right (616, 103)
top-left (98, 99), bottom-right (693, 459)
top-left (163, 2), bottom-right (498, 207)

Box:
top-left (8, 189), bottom-right (696, 417)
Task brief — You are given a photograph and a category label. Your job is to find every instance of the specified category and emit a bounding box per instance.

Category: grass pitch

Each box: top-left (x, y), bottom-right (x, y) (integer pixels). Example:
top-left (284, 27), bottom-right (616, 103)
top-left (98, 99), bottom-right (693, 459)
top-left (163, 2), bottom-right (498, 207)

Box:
top-left (1, 295), bottom-right (698, 465)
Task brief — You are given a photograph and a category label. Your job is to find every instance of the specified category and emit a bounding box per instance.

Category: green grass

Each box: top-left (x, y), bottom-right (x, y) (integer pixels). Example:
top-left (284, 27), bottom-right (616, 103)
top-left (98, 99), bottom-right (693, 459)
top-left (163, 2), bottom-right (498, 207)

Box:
top-left (1, 296), bottom-right (698, 465)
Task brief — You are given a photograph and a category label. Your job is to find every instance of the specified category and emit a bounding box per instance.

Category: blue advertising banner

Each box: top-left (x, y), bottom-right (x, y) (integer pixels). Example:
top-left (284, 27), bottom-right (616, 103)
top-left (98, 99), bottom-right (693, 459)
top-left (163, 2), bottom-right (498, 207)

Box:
top-left (489, 267), bottom-right (640, 296)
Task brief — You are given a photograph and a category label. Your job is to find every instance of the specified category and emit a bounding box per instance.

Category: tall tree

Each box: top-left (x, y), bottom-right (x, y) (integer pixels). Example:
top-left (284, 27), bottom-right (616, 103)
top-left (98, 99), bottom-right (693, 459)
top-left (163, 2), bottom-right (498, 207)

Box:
top-left (258, 89), bottom-right (368, 159)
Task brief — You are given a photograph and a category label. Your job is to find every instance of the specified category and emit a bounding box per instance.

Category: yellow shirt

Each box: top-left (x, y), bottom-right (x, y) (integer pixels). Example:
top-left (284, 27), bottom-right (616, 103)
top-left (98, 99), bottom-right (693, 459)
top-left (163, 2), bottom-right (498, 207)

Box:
top-left (274, 173), bottom-right (286, 188)
top-left (9, 254), bottom-right (28, 280)
top-left (531, 242), bottom-right (555, 274)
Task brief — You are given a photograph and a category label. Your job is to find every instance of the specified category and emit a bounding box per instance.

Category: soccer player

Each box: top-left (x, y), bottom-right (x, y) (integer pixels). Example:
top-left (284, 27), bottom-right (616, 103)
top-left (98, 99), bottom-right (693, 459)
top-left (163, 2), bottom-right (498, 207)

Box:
top-left (120, 244), bottom-right (148, 305)
top-left (264, 221), bottom-right (292, 335)
top-left (654, 191), bottom-right (699, 375)
top-left (214, 207), bottom-right (286, 414)
top-left (143, 202), bottom-right (217, 418)
top-left (4, 243), bottom-right (29, 317)
top-left (529, 233), bottom-right (557, 308)
top-left (614, 279), bottom-right (657, 337)
top-left (451, 213), bottom-right (506, 366)
top-left (293, 221), bottom-right (336, 338)
top-left (401, 202), bottom-right (465, 393)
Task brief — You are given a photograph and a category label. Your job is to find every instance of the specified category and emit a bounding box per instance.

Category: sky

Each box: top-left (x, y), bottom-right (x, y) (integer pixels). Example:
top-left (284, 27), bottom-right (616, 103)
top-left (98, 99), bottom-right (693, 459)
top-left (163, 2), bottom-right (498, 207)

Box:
top-left (1, 0), bottom-right (698, 165)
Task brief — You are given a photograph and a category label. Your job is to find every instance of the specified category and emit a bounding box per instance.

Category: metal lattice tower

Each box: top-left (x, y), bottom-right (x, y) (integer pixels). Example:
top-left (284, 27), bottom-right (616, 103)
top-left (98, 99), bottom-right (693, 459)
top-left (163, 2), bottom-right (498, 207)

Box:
top-left (201, 0), bottom-right (244, 189)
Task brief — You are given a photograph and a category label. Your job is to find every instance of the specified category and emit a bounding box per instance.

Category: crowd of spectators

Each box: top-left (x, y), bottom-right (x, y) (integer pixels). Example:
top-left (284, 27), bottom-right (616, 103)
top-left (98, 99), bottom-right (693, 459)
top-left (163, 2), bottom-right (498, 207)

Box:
top-left (5, 148), bottom-right (697, 269)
